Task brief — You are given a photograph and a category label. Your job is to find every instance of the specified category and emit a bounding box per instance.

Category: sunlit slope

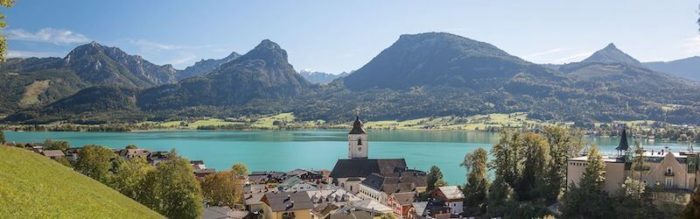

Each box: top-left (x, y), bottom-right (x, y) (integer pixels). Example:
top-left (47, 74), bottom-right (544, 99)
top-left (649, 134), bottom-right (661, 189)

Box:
top-left (0, 146), bottom-right (162, 218)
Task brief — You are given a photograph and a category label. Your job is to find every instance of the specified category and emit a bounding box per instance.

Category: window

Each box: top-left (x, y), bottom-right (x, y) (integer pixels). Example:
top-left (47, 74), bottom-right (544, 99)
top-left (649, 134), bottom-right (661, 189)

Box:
top-left (357, 138), bottom-right (362, 145)
top-left (665, 178), bottom-right (673, 188)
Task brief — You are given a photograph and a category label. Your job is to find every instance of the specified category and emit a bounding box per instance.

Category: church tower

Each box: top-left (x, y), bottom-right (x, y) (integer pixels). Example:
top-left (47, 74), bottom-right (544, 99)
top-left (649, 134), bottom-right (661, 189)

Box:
top-left (348, 116), bottom-right (368, 159)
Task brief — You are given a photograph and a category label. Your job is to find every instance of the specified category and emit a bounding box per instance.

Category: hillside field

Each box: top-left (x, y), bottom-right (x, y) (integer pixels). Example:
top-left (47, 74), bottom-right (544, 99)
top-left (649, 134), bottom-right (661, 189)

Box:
top-left (0, 146), bottom-right (162, 218)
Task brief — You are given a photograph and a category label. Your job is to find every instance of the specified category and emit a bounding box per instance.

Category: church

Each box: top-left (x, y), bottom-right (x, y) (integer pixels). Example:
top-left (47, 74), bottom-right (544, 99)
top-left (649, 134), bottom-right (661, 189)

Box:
top-left (330, 117), bottom-right (425, 195)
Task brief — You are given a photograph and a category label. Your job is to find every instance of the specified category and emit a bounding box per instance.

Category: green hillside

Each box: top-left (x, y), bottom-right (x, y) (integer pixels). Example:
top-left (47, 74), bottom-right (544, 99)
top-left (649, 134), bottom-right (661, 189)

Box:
top-left (0, 146), bottom-right (162, 218)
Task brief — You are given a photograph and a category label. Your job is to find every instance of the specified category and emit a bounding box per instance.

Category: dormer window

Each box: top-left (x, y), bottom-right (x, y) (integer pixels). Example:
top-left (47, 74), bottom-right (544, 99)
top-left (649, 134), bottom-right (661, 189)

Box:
top-left (358, 138), bottom-right (363, 145)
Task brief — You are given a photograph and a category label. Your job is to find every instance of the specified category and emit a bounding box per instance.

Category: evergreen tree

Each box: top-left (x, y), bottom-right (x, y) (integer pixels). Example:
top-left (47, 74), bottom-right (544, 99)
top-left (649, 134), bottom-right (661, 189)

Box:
top-left (74, 145), bottom-right (115, 183)
top-left (486, 177), bottom-right (514, 218)
top-left (140, 154), bottom-right (203, 218)
top-left (461, 148), bottom-right (489, 215)
top-left (517, 133), bottom-right (549, 201)
top-left (580, 145), bottom-right (606, 190)
top-left (426, 165), bottom-right (447, 192)
top-left (561, 145), bottom-right (614, 218)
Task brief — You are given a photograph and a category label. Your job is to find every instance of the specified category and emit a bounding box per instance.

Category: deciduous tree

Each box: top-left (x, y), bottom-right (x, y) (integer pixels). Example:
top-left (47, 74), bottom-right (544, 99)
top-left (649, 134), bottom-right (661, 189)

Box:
top-left (461, 148), bottom-right (488, 215)
top-left (74, 145), bottom-right (115, 183)
top-left (0, 0), bottom-right (13, 61)
top-left (140, 154), bottom-right (203, 218)
top-left (44, 139), bottom-right (70, 151)
top-left (111, 157), bottom-right (153, 200)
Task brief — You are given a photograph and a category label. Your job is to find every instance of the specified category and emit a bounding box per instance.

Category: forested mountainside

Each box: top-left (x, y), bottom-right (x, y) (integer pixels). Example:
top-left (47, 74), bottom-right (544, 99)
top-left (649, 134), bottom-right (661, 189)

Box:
top-left (3, 32), bottom-right (700, 125)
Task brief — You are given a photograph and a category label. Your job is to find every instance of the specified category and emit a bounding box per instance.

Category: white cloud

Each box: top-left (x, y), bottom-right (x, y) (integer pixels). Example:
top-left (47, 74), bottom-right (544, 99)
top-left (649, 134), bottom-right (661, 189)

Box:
top-left (7, 50), bottom-right (62, 58)
top-left (523, 48), bottom-right (564, 60)
top-left (7, 28), bottom-right (91, 45)
top-left (550, 51), bottom-right (594, 64)
top-left (129, 39), bottom-right (181, 50)
top-left (521, 47), bottom-right (593, 64)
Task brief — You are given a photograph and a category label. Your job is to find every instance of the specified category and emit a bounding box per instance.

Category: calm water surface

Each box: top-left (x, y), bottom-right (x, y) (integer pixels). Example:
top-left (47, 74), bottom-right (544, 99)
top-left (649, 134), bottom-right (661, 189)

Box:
top-left (4, 130), bottom-right (694, 184)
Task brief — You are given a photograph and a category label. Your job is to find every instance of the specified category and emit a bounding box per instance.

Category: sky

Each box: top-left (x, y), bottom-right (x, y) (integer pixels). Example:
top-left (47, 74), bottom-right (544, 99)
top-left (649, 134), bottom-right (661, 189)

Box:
top-left (3, 0), bottom-right (700, 73)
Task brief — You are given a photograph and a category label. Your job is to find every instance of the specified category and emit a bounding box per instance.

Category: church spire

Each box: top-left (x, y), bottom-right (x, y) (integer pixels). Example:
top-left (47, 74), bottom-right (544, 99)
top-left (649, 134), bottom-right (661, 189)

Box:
top-left (616, 127), bottom-right (630, 152)
top-left (349, 116), bottom-right (366, 134)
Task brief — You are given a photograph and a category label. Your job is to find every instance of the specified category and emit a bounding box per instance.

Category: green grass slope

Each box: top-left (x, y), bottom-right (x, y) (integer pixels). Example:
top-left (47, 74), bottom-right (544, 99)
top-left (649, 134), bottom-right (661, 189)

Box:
top-left (0, 146), bottom-right (162, 218)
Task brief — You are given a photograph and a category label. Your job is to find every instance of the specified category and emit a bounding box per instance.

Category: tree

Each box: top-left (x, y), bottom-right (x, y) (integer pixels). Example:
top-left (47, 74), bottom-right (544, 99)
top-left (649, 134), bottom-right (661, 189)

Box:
top-left (426, 165), bottom-right (446, 192)
top-left (490, 131), bottom-right (521, 188)
top-left (543, 126), bottom-right (583, 202)
top-left (486, 177), bottom-right (514, 218)
top-left (201, 163), bottom-right (248, 208)
top-left (0, 130), bottom-right (5, 144)
top-left (74, 145), bottom-right (115, 183)
top-left (44, 139), bottom-right (70, 151)
top-left (561, 145), bottom-right (614, 218)
top-left (461, 148), bottom-right (488, 215)
top-left (111, 157), bottom-right (153, 200)
top-left (201, 171), bottom-right (242, 208)
top-left (580, 145), bottom-right (606, 191)
top-left (517, 133), bottom-right (549, 201)
top-left (231, 162), bottom-right (249, 178)
top-left (125, 144), bottom-right (138, 149)
top-left (141, 154), bottom-right (203, 218)
top-left (0, 0), bottom-right (13, 61)
top-left (685, 187), bottom-right (700, 219)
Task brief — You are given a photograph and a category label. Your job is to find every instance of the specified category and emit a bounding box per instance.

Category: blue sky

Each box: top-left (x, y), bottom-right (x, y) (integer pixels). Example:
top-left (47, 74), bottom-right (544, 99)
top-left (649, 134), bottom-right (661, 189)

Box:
top-left (3, 0), bottom-right (699, 73)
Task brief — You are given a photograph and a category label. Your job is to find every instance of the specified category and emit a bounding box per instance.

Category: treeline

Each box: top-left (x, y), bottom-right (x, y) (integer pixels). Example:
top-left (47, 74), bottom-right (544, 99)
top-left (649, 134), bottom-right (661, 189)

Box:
top-left (457, 127), bottom-right (687, 218)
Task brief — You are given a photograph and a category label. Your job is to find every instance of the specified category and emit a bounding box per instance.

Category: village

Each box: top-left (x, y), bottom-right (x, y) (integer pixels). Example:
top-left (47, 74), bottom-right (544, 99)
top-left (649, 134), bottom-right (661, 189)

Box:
top-left (7, 116), bottom-right (700, 219)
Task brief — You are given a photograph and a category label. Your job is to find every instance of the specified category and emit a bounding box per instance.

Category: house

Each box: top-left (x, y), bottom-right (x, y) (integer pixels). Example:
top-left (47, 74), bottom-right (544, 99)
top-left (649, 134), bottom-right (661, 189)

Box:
top-left (306, 188), bottom-right (361, 207)
top-left (388, 192), bottom-right (416, 218)
top-left (194, 168), bottom-right (217, 180)
top-left (357, 170), bottom-right (427, 205)
top-left (190, 160), bottom-right (217, 179)
top-left (287, 169), bottom-right (324, 183)
top-left (260, 191), bottom-right (314, 219)
top-left (147, 151), bottom-right (170, 166)
top-left (119, 148), bottom-right (150, 160)
top-left (419, 200), bottom-right (453, 219)
top-left (330, 199), bottom-right (393, 219)
top-left (245, 192), bottom-right (266, 216)
top-left (64, 148), bottom-right (80, 162)
top-left (306, 188), bottom-right (361, 219)
top-left (41, 150), bottom-right (65, 160)
top-left (202, 206), bottom-right (249, 219)
top-left (250, 171), bottom-right (287, 184)
top-left (278, 176), bottom-right (318, 192)
top-left (433, 186), bottom-right (464, 215)
top-left (567, 127), bottom-right (700, 195)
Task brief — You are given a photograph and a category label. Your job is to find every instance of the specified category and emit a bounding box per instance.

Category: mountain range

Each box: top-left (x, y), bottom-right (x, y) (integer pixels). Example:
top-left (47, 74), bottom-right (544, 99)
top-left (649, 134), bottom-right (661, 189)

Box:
top-left (298, 70), bottom-right (347, 84)
top-left (2, 32), bottom-right (700, 125)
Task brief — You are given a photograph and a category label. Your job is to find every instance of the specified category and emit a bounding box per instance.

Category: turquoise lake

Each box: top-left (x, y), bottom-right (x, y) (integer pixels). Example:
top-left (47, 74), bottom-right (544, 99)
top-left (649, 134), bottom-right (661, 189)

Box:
top-left (4, 130), bottom-right (694, 184)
